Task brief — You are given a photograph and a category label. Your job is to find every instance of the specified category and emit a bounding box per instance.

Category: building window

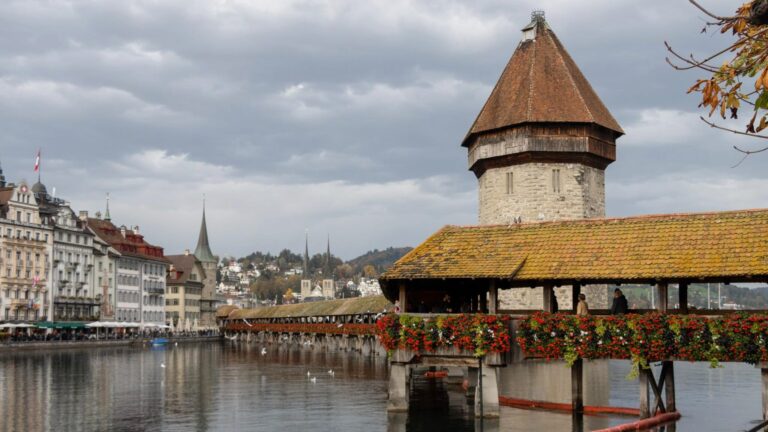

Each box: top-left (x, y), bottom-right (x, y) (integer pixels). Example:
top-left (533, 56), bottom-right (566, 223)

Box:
top-left (506, 171), bottom-right (514, 195)
top-left (552, 169), bottom-right (561, 194)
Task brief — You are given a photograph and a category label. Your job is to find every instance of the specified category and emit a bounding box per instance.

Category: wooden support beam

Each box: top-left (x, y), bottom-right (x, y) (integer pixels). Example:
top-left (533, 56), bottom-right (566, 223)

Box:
top-left (572, 284), bottom-right (581, 314)
top-left (480, 287), bottom-right (488, 313)
top-left (678, 283), bottom-right (688, 314)
top-left (488, 280), bottom-right (498, 315)
top-left (648, 368), bottom-right (666, 414)
top-left (398, 284), bottom-right (407, 313)
top-left (543, 285), bottom-right (555, 313)
top-left (656, 283), bottom-right (669, 313)
top-left (571, 358), bottom-right (584, 414)
top-left (639, 368), bottom-right (650, 419)
top-left (664, 361), bottom-right (676, 413)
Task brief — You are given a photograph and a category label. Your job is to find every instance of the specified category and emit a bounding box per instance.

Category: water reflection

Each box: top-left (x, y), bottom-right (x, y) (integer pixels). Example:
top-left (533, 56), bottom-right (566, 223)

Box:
top-left (0, 343), bottom-right (763, 432)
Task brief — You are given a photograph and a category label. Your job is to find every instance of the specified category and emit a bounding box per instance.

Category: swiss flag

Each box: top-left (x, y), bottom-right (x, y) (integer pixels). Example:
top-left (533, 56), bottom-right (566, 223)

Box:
top-left (34, 149), bottom-right (40, 172)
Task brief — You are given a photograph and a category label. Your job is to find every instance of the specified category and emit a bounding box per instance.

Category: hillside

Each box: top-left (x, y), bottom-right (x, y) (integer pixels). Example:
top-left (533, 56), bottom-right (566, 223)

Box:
top-left (346, 247), bottom-right (413, 275)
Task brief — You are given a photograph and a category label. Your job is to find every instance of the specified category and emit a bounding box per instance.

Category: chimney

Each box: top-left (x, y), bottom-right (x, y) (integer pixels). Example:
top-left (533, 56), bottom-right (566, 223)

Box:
top-left (184, 249), bottom-right (190, 256)
top-left (133, 225), bottom-right (140, 235)
top-left (78, 210), bottom-right (88, 221)
top-left (120, 225), bottom-right (127, 238)
top-left (94, 211), bottom-right (102, 220)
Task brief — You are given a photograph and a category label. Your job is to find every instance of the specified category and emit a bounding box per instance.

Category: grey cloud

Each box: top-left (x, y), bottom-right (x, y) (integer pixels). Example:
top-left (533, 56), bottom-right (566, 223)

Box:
top-left (0, 0), bottom-right (765, 258)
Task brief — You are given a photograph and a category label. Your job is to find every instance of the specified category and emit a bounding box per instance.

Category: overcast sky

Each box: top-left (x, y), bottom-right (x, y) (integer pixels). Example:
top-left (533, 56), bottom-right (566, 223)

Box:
top-left (1, 0), bottom-right (765, 259)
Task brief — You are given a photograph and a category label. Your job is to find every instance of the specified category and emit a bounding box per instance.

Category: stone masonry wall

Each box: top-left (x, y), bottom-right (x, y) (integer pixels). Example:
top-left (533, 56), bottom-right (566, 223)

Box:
top-left (498, 285), bottom-right (609, 311)
top-left (479, 162), bottom-right (609, 309)
top-left (478, 163), bottom-right (605, 225)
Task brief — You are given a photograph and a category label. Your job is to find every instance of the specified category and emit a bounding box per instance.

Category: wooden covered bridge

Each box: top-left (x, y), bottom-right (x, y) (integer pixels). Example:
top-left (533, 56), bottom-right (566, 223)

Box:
top-left (378, 208), bottom-right (768, 422)
top-left (217, 295), bottom-right (393, 355)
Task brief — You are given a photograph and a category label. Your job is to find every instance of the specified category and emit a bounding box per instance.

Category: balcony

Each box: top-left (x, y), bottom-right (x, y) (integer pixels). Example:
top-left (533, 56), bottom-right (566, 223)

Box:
top-left (145, 286), bottom-right (165, 295)
top-left (10, 299), bottom-right (33, 309)
top-left (54, 296), bottom-right (100, 305)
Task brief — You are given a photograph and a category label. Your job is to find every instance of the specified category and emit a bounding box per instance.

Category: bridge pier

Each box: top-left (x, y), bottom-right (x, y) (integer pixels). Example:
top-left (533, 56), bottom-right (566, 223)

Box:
top-left (465, 367), bottom-right (478, 403)
top-left (475, 365), bottom-right (500, 418)
top-left (386, 349), bottom-right (503, 418)
top-left (759, 363), bottom-right (768, 420)
top-left (388, 363), bottom-right (410, 412)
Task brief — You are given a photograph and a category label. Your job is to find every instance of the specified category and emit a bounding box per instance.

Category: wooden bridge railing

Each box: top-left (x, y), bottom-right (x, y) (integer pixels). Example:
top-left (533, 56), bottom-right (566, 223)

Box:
top-left (223, 322), bottom-right (376, 336)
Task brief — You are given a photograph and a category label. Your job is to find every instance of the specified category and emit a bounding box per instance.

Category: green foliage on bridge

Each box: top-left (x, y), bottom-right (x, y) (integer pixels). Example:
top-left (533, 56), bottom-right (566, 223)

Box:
top-left (518, 312), bottom-right (768, 375)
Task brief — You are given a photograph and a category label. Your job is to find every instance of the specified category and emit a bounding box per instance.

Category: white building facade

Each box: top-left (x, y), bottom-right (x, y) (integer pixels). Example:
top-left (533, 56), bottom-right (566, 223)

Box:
top-left (0, 180), bottom-right (53, 322)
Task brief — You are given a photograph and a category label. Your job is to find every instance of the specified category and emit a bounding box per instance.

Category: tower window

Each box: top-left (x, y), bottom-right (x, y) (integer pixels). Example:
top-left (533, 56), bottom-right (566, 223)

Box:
top-left (552, 169), bottom-right (561, 193)
top-left (506, 172), bottom-right (514, 194)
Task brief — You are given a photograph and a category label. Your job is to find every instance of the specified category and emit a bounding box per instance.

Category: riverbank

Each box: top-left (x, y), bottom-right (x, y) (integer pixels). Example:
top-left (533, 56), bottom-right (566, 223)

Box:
top-left (0, 335), bottom-right (221, 351)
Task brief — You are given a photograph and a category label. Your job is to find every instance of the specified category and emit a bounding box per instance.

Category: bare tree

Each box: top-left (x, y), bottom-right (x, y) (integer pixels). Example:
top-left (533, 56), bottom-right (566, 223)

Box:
top-left (667, 0), bottom-right (768, 165)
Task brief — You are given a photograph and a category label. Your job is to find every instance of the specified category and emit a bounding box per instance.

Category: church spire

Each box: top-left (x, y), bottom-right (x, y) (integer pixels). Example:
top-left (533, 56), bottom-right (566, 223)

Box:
top-left (194, 198), bottom-right (216, 263)
top-left (104, 193), bottom-right (111, 221)
top-left (303, 229), bottom-right (310, 276)
top-left (324, 233), bottom-right (333, 277)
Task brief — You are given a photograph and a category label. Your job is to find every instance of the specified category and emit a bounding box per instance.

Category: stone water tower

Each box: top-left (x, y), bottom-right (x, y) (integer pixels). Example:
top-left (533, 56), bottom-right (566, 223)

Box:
top-left (463, 12), bottom-right (623, 308)
top-left (464, 11), bottom-right (623, 225)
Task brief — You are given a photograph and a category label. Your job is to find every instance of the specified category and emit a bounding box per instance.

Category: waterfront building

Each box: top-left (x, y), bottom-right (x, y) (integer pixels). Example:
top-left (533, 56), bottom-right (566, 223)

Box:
top-left (166, 251), bottom-right (205, 327)
top-left (88, 217), bottom-right (120, 321)
top-left (50, 204), bottom-right (98, 321)
top-left (462, 12), bottom-right (623, 309)
top-left (0, 178), bottom-right (53, 322)
top-left (87, 210), bottom-right (168, 326)
top-left (192, 204), bottom-right (218, 327)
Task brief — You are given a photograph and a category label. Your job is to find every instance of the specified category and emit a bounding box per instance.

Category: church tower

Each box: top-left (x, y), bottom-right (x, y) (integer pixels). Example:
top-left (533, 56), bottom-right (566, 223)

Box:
top-left (464, 12), bottom-right (623, 225)
top-left (194, 200), bottom-right (218, 326)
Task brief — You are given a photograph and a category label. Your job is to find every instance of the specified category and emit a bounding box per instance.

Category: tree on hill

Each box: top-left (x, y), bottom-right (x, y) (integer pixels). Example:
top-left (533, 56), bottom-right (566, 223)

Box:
top-left (363, 264), bottom-right (378, 279)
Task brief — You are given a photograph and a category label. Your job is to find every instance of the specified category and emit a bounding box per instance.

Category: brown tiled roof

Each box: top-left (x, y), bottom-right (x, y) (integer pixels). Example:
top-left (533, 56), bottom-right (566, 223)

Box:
top-left (381, 209), bottom-right (768, 284)
top-left (228, 295), bottom-right (393, 320)
top-left (463, 19), bottom-right (623, 146)
top-left (87, 218), bottom-right (170, 264)
top-left (166, 254), bottom-right (204, 285)
top-left (216, 305), bottom-right (239, 319)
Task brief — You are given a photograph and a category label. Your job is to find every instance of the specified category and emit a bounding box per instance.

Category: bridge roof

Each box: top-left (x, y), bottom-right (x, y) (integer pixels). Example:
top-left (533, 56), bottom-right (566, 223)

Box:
top-left (216, 305), bottom-right (240, 319)
top-left (380, 208), bottom-right (768, 290)
top-left (225, 295), bottom-right (393, 320)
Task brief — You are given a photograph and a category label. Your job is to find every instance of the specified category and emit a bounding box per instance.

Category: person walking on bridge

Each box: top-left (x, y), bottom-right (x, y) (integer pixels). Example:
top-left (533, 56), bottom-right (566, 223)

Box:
top-left (576, 293), bottom-right (589, 316)
top-left (610, 289), bottom-right (629, 315)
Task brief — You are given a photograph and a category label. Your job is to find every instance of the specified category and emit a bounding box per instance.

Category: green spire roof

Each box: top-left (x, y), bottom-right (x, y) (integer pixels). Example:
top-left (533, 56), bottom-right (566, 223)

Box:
top-left (194, 203), bottom-right (216, 263)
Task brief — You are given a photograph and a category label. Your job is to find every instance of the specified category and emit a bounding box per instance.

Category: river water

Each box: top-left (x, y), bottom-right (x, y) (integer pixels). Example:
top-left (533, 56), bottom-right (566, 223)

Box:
top-left (0, 342), bottom-right (762, 432)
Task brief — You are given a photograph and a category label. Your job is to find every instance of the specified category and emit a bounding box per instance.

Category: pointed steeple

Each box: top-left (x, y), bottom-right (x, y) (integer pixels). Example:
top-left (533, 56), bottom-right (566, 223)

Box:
top-left (324, 234), bottom-right (333, 278)
top-left (303, 230), bottom-right (310, 277)
top-left (104, 193), bottom-right (111, 221)
top-left (194, 198), bottom-right (216, 263)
